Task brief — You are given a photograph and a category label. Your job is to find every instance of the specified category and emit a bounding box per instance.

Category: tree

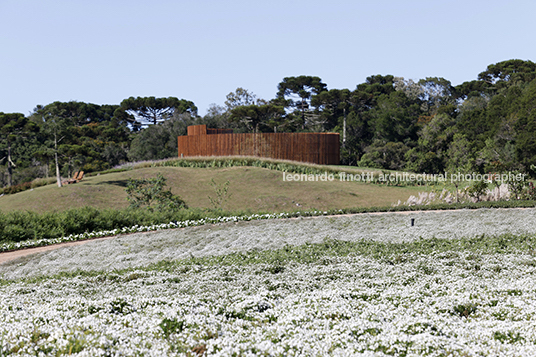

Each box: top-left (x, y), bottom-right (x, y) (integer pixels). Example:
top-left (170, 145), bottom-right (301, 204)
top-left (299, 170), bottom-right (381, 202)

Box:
top-left (31, 101), bottom-right (131, 180)
top-left (478, 59), bottom-right (536, 87)
top-left (311, 88), bottom-right (352, 134)
top-left (394, 77), bottom-right (424, 100)
top-left (404, 113), bottom-right (458, 173)
top-left (0, 113), bottom-right (38, 187)
top-left (224, 88), bottom-right (259, 111)
top-left (223, 88), bottom-right (282, 132)
top-left (311, 75), bottom-right (398, 165)
top-left (203, 104), bottom-right (235, 130)
top-left (514, 78), bottom-right (536, 175)
top-left (454, 80), bottom-right (491, 101)
top-left (355, 75), bottom-right (396, 104)
top-left (30, 101), bottom-right (118, 127)
top-left (276, 76), bottom-right (327, 129)
top-left (119, 96), bottom-right (197, 126)
top-left (367, 90), bottom-right (422, 144)
top-left (417, 77), bottom-right (455, 115)
top-left (228, 103), bottom-right (285, 133)
top-left (36, 105), bottom-right (73, 187)
top-left (128, 113), bottom-right (197, 161)
top-left (344, 75), bottom-right (424, 169)
top-left (358, 141), bottom-right (410, 170)
top-left (445, 133), bottom-right (475, 174)
top-left (395, 76), bottom-right (455, 116)
top-left (477, 138), bottom-right (518, 172)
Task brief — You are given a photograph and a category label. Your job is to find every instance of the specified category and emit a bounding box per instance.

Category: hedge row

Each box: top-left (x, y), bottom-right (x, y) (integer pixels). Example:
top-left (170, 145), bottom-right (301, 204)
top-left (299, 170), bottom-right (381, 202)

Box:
top-left (0, 207), bottom-right (230, 243)
top-left (1, 200), bottom-right (535, 246)
top-left (0, 177), bottom-right (56, 195)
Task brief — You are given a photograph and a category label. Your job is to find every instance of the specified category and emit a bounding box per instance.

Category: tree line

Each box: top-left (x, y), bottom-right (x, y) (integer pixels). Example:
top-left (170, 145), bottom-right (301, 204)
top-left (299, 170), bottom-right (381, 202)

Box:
top-left (1, 59), bottom-right (536, 188)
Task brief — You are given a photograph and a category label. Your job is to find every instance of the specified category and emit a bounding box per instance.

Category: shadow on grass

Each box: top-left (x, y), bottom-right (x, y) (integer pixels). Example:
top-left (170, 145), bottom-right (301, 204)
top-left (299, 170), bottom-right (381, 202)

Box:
top-left (95, 180), bottom-right (130, 188)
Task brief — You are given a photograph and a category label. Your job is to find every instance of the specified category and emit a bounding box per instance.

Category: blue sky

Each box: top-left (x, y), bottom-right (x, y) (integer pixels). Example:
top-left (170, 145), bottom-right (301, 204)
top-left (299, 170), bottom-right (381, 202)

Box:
top-left (1, 0), bottom-right (535, 116)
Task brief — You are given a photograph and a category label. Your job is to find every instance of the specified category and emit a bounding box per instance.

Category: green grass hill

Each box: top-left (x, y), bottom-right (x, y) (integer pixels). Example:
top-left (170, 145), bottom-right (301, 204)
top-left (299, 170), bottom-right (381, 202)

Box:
top-left (0, 160), bottom-right (424, 213)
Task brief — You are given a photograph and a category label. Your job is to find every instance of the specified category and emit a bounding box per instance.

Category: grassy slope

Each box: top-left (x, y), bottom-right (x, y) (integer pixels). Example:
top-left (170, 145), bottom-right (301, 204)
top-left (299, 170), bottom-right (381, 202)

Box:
top-left (0, 166), bottom-right (425, 213)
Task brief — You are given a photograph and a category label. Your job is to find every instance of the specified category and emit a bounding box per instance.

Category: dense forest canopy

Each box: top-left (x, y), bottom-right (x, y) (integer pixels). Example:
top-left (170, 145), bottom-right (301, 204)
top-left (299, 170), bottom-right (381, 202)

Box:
top-left (1, 59), bottom-right (536, 187)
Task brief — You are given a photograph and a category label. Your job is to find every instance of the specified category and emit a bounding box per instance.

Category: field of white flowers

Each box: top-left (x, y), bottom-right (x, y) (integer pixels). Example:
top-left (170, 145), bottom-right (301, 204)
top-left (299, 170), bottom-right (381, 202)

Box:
top-left (1, 208), bottom-right (536, 356)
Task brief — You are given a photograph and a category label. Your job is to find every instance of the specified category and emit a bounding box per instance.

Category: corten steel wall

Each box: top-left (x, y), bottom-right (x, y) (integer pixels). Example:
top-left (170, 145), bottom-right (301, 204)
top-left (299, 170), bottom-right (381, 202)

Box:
top-left (207, 128), bottom-right (234, 135)
top-left (187, 125), bottom-right (234, 136)
top-left (178, 129), bottom-right (340, 165)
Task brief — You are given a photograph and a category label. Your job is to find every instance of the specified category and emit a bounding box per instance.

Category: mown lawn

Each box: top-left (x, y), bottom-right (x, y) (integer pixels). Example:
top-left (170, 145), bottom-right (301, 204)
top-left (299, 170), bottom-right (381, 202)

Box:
top-left (0, 166), bottom-right (425, 213)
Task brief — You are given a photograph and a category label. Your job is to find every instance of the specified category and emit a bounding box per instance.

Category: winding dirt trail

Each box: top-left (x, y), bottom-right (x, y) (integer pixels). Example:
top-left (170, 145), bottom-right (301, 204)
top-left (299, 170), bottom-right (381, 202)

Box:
top-left (0, 236), bottom-right (118, 265)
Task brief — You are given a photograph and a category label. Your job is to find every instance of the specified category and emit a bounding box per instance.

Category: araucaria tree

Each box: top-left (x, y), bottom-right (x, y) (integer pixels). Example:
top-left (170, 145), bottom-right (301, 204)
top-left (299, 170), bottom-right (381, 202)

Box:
top-left (118, 96), bottom-right (198, 127)
top-left (276, 76), bottom-right (327, 130)
top-left (228, 103), bottom-right (285, 133)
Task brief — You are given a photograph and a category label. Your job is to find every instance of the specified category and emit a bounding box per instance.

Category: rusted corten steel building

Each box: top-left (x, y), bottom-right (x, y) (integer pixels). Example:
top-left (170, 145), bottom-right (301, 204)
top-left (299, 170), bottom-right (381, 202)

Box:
top-left (178, 125), bottom-right (340, 165)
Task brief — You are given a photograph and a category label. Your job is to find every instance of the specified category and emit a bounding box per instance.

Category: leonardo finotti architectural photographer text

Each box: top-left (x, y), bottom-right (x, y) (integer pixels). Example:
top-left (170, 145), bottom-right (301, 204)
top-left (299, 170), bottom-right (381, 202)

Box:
top-left (282, 171), bottom-right (527, 183)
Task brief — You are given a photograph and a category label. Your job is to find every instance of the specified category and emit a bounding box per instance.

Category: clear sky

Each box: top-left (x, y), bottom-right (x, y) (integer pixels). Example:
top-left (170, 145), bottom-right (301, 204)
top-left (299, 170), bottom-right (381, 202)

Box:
top-left (1, 0), bottom-right (535, 116)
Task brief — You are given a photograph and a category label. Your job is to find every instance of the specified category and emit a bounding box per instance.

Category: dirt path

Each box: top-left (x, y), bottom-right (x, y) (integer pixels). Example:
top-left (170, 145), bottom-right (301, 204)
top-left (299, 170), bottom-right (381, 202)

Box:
top-left (1, 207), bottom-right (532, 265)
top-left (0, 236), bottom-right (118, 265)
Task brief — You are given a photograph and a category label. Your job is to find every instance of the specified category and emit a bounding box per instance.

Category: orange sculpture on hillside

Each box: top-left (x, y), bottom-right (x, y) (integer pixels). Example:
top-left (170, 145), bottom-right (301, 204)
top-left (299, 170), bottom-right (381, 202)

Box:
top-left (178, 125), bottom-right (340, 165)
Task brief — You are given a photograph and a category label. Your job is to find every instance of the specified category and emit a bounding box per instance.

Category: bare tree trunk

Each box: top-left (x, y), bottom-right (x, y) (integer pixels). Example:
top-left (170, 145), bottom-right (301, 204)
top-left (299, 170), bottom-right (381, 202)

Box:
top-left (55, 152), bottom-right (62, 187)
top-left (54, 133), bottom-right (62, 187)
top-left (343, 108), bottom-right (347, 149)
top-left (7, 142), bottom-right (13, 187)
top-left (301, 99), bottom-right (306, 130)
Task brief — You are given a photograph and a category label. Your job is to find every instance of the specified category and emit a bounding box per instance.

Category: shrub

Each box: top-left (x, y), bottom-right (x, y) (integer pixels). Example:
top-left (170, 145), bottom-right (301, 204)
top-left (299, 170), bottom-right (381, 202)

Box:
top-left (125, 173), bottom-right (187, 211)
top-left (0, 207), bottom-right (209, 244)
top-left (506, 172), bottom-right (527, 200)
top-left (0, 177), bottom-right (56, 195)
top-left (207, 179), bottom-right (232, 210)
top-left (467, 180), bottom-right (489, 202)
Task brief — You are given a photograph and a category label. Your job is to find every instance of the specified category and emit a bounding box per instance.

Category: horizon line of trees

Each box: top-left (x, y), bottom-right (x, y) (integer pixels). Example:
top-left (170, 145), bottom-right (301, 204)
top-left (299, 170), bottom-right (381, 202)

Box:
top-left (2, 58), bottom-right (536, 188)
